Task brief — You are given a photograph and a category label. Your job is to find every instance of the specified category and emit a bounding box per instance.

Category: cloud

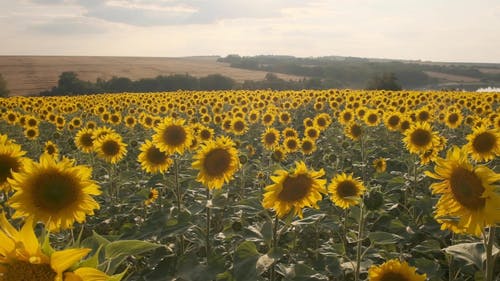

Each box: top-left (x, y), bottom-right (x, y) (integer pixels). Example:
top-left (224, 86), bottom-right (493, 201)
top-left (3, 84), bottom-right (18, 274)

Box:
top-left (29, 17), bottom-right (109, 35)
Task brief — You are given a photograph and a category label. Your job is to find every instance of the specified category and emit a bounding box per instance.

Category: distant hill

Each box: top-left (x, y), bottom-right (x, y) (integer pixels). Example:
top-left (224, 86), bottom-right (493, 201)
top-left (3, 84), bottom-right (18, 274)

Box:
top-left (219, 55), bottom-right (500, 91)
top-left (0, 56), bottom-right (302, 96)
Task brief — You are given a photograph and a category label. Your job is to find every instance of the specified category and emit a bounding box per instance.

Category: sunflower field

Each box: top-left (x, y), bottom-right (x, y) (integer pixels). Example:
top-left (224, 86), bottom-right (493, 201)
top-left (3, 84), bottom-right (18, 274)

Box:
top-left (0, 89), bottom-right (499, 281)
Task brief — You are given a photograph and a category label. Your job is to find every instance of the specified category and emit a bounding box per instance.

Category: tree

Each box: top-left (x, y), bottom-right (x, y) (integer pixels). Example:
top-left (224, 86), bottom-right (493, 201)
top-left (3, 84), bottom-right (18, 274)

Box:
top-left (366, 72), bottom-right (402, 91)
top-left (0, 74), bottom-right (10, 97)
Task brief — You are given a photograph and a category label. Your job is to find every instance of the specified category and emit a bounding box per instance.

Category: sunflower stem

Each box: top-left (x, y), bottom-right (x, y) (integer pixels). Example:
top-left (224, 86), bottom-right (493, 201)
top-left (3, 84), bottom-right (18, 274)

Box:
top-left (355, 133), bottom-right (367, 281)
top-left (484, 226), bottom-right (496, 281)
top-left (206, 187), bottom-right (211, 261)
top-left (173, 157), bottom-right (185, 255)
top-left (271, 215), bottom-right (279, 281)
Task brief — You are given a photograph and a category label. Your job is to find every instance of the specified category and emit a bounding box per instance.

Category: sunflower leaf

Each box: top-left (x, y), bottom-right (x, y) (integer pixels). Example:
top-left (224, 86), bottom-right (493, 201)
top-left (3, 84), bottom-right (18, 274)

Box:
top-left (368, 231), bottom-right (403, 245)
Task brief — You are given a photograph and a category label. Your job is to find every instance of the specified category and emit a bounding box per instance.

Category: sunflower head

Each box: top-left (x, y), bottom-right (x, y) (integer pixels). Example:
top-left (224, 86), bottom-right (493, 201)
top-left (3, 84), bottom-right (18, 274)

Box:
top-left (425, 146), bottom-right (500, 236)
top-left (94, 133), bottom-right (127, 164)
top-left (153, 118), bottom-right (193, 155)
top-left (465, 126), bottom-right (500, 162)
top-left (7, 154), bottom-right (102, 231)
top-left (373, 158), bottom-right (387, 173)
top-left (138, 140), bottom-right (173, 174)
top-left (192, 136), bottom-right (240, 189)
top-left (403, 122), bottom-right (439, 154)
top-left (328, 172), bottom-right (366, 209)
top-left (262, 161), bottom-right (326, 218)
top-left (368, 259), bottom-right (427, 281)
top-left (0, 142), bottom-right (29, 192)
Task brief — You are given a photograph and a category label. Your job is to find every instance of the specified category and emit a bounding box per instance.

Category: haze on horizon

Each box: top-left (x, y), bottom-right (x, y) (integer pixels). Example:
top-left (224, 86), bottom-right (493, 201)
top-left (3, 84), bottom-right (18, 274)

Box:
top-left (1, 0), bottom-right (499, 63)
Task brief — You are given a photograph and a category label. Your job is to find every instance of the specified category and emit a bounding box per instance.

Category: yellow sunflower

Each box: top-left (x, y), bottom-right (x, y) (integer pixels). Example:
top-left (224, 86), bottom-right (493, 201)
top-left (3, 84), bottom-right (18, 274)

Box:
top-left (304, 126), bottom-right (320, 140)
top-left (283, 136), bottom-right (301, 153)
top-left (464, 126), bottom-right (500, 162)
top-left (425, 146), bottom-right (500, 236)
top-left (373, 158), bottom-right (387, 173)
top-left (444, 110), bottom-right (463, 129)
top-left (144, 188), bottom-right (159, 206)
top-left (74, 128), bottom-right (95, 153)
top-left (192, 136), bottom-right (240, 189)
top-left (152, 117), bottom-right (193, 155)
top-left (262, 127), bottom-right (281, 150)
top-left (328, 173), bottom-right (366, 209)
top-left (368, 259), bottom-right (426, 281)
top-left (7, 154), bottom-right (101, 231)
top-left (0, 213), bottom-right (113, 281)
top-left (383, 112), bottom-right (402, 131)
top-left (231, 117), bottom-right (248, 136)
top-left (94, 133), bottom-right (127, 164)
top-left (0, 142), bottom-right (29, 193)
top-left (138, 140), bottom-right (173, 174)
top-left (344, 122), bottom-right (363, 141)
top-left (262, 161), bottom-right (326, 218)
top-left (300, 138), bottom-right (317, 155)
top-left (403, 122), bottom-right (439, 154)
top-left (43, 140), bottom-right (59, 159)
top-left (24, 127), bottom-right (39, 140)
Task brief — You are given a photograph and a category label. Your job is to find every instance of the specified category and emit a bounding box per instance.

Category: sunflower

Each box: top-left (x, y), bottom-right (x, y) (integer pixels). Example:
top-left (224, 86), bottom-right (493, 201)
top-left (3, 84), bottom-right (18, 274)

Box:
top-left (403, 122), bottom-right (439, 154)
top-left (373, 158), bottom-right (387, 173)
top-left (344, 122), bottom-right (363, 141)
top-left (444, 110), bottom-right (463, 129)
top-left (464, 126), bottom-right (500, 162)
top-left (262, 127), bottom-right (281, 150)
top-left (364, 109), bottom-right (380, 126)
top-left (278, 112), bottom-right (292, 125)
top-left (144, 188), bottom-right (159, 206)
top-left (262, 161), bottom-right (326, 218)
top-left (93, 133), bottom-right (127, 164)
top-left (328, 173), bottom-right (366, 209)
top-left (261, 112), bottom-right (275, 127)
top-left (43, 140), bottom-right (59, 159)
top-left (304, 126), bottom-right (320, 140)
top-left (74, 128), bottom-right (95, 153)
top-left (271, 146), bottom-right (287, 162)
top-left (300, 138), bottom-right (317, 155)
top-left (24, 127), bottom-right (39, 140)
top-left (198, 126), bottom-right (215, 142)
top-left (339, 109), bottom-right (355, 125)
top-left (283, 136), bottom-right (301, 153)
top-left (138, 140), bottom-right (173, 174)
top-left (384, 112), bottom-right (402, 131)
top-left (7, 154), bottom-right (101, 231)
top-left (368, 259), bottom-right (427, 281)
top-left (231, 117), bottom-right (248, 136)
top-left (153, 118), bottom-right (193, 155)
top-left (192, 136), bottom-right (240, 189)
top-left (124, 115), bottom-right (137, 128)
top-left (283, 127), bottom-right (298, 139)
top-left (0, 143), bottom-right (28, 192)
top-left (425, 146), bottom-right (500, 236)
top-left (0, 213), bottom-right (110, 281)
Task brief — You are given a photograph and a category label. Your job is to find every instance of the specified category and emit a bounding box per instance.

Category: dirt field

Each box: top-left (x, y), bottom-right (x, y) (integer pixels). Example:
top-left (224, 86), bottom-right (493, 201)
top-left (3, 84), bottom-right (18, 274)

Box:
top-left (423, 71), bottom-right (480, 83)
top-left (0, 56), bottom-right (302, 96)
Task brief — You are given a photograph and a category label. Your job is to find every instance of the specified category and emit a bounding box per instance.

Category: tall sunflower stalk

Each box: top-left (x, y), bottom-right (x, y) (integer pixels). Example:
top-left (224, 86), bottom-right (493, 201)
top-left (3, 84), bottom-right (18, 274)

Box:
top-left (354, 130), bottom-right (368, 281)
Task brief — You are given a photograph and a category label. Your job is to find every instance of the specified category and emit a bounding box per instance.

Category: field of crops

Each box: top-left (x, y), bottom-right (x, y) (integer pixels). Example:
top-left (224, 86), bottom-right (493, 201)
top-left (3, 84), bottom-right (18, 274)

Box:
top-left (0, 89), bottom-right (498, 281)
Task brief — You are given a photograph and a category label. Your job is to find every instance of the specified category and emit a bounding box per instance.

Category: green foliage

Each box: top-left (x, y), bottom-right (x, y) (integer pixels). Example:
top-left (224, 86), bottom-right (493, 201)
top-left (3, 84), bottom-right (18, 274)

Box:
top-left (0, 73), bottom-right (10, 97)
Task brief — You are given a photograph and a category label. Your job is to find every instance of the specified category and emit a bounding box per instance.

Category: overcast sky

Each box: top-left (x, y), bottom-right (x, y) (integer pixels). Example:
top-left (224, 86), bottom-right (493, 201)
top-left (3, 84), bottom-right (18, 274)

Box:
top-left (1, 0), bottom-right (499, 63)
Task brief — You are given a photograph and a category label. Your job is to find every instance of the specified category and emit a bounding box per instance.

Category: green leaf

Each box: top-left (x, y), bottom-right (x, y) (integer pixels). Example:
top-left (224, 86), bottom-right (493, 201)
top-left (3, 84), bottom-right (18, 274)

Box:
top-left (78, 245), bottom-right (103, 269)
top-left (368, 231), bottom-right (403, 245)
top-left (105, 240), bottom-right (163, 260)
top-left (109, 267), bottom-right (128, 281)
top-left (291, 213), bottom-right (325, 226)
top-left (443, 242), bottom-right (500, 269)
top-left (233, 241), bottom-right (261, 281)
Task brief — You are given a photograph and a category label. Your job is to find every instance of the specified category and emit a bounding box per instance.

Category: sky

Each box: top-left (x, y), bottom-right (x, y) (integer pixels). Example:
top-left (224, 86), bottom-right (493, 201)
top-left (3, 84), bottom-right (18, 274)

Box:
top-left (1, 0), bottom-right (500, 63)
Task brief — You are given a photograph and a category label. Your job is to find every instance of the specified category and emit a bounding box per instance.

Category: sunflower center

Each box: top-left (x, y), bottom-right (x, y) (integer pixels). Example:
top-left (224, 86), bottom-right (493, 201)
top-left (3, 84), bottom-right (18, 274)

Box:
top-left (203, 148), bottom-right (231, 177)
top-left (0, 154), bottom-right (21, 184)
top-left (162, 125), bottom-right (187, 146)
top-left (27, 130), bottom-right (36, 138)
top-left (343, 112), bottom-right (352, 122)
top-left (350, 124), bottom-right (362, 137)
top-left (472, 132), bottom-right (495, 153)
top-left (388, 115), bottom-right (400, 127)
top-left (301, 141), bottom-right (313, 151)
top-left (449, 167), bottom-right (485, 210)
top-left (448, 113), bottom-right (459, 124)
top-left (80, 133), bottom-right (94, 147)
top-left (102, 140), bottom-right (120, 156)
top-left (337, 180), bottom-right (358, 198)
top-left (264, 133), bottom-right (277, 144)
top-left (317, 118), bottom-right (326, 127)
top-left (200, 129), bottom-right (212, 140)
top-left (146, 147), bottom-right (167, 165)
top-left (33, 169), bottom-right (80, 213)
top-left (285, 139), bottom-right (298, 150)
top-left (307, 129), bottom-right (318, 138)
top-left (46, 146), bottom-right (56, 155)
top-left (3, 260), bottom-right (57, 281)
top-left (410, 129), bottom-right (431, 147)
top-left (233, 121), bottom-right (245, 132)
top-left (418, 111), bottom-right (430, 121)
top-left (379, 271), bottom-right (409, 281)
top-left (278, 174), bottom-right (312, 202)
top-left (400, 121), bottom-right (410, 131)
top-left (367, 114), bottom-right (378, 123)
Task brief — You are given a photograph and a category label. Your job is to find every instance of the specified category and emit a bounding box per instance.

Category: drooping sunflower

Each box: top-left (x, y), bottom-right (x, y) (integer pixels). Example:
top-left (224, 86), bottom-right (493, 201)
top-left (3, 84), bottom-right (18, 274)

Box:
top-left (464, 126), bottom-right (500, 162)
top-left (403, 122), bottom-right (439, 154)
top-left (425, 146), bottom-right (500, 236)
top-left (328, 173), bottom-right (366, 209)
top-left (368, 259), bottom-right (427, 281)
top-left (138, 140), bottom-right (173, 174)
top-left (153, 117), bottom-right (193, 155)
top-left (144, 188), bottom-right (159, 206)
top-left (262, 161), bottom-right (326, 218)
top-left (94, 133), bottom-right (127, 164)
top-left (0, 142), bottom-right (28, 192)
top-left (262, 127), bottom-right (281, 150)
top-left (0, 213), bottom-right (113, 281)
top-left (373, 158), bottom-right (387, 173)
top-left (7, 154), bottom-right (101, 231)
top-left (192, 136), bottom-right (240, 189)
